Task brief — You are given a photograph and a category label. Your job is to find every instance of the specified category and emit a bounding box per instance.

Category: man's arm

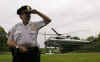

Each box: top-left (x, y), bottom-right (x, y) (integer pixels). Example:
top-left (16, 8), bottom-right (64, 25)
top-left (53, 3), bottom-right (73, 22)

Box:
top-left (7, 31), bottom-right (17, 48)
top-left (7, 40), bottom-right (17, 48)
top-left (7, 26), bottom-right (28, 52)
top-left (7, 40), bottom-right (28, 52)
top-left (31, 10), bottom-right (51, 24)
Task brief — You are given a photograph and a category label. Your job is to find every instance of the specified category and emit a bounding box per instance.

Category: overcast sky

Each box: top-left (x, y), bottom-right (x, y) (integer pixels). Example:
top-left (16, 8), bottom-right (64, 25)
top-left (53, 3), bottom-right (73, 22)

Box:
top-left (0, 0), bottom-right (100, 47)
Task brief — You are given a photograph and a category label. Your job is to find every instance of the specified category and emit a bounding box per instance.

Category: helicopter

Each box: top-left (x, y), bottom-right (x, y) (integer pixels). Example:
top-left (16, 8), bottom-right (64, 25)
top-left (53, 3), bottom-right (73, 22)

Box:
top-left (45, 28), bottom-right (94, 45)
top-left (44, 28), bottom-right (95, 53)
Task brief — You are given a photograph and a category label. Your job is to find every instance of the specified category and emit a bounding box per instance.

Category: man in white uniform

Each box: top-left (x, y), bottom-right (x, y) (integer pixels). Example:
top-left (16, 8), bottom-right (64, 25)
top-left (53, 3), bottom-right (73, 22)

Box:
top-left (7, 5), bottom-right (51, 62)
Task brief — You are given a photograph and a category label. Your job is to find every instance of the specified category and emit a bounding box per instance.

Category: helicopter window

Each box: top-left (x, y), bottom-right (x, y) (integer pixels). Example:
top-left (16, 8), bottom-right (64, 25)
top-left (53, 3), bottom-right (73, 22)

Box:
top-left (55, 37), bottom-right (64, 39)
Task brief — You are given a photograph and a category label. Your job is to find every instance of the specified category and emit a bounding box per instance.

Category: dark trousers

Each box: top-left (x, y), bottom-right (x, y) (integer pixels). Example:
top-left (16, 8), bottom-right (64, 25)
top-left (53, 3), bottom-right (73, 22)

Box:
top-left (10, 47), bottom-right (40, 62)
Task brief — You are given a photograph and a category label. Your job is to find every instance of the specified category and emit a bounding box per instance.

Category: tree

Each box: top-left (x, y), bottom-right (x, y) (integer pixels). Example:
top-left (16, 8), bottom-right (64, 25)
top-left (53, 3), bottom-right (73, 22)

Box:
top-left (86, 36), bottom-right (95, 41)
top-left (0, 26), bottom-right (8, 51)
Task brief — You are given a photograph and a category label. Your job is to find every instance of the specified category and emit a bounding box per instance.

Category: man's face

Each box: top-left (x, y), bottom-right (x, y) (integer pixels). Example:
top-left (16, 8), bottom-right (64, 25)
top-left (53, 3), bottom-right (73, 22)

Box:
top-left (19, 12), bottom-right (31, 25)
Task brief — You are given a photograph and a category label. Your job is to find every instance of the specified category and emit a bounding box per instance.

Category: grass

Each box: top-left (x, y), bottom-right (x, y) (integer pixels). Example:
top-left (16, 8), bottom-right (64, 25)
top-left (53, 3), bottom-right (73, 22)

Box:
top-left (0, 52), bottom-right (100, 62)
top-left (0, 52), bottom-right (12, 62)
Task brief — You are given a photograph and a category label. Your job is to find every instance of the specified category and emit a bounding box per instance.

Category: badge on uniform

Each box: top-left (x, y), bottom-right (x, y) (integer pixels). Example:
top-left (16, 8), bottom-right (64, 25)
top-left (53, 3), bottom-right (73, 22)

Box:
top-left (30, 26), bottom-right (35, 30)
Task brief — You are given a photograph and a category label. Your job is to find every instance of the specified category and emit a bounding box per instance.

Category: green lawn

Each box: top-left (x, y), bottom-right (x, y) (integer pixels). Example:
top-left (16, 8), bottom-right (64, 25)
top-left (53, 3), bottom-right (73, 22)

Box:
top-left (0, 52), bottom-right (100, 62)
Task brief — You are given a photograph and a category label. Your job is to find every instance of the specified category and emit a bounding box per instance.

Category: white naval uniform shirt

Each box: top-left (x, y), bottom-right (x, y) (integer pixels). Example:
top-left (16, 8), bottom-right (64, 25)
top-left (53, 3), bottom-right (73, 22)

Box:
top-left (8, 21), bottom-right (46, 47)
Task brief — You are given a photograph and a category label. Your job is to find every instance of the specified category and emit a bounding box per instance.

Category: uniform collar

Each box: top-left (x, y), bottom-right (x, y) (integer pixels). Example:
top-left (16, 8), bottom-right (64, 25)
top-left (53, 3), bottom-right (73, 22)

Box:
top-left (21, 22), bottom-right (32, 26)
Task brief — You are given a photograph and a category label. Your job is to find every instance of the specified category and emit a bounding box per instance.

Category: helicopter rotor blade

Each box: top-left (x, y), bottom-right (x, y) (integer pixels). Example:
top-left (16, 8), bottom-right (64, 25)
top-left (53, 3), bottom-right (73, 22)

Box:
top-left (51, 28), bottom-right (62, 36)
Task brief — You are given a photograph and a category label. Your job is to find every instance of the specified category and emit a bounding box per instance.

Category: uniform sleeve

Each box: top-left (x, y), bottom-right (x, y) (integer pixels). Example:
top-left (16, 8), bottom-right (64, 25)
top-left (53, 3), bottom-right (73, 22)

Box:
top-left (8, 27), bottom-right (16, 41)
top-left (35, 21), bottom-right (46, 29)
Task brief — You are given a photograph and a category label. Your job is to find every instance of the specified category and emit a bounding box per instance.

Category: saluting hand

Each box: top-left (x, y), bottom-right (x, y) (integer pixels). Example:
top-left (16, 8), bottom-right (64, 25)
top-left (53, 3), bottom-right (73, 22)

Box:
top-left (31, 9), bottom-right (38, 14)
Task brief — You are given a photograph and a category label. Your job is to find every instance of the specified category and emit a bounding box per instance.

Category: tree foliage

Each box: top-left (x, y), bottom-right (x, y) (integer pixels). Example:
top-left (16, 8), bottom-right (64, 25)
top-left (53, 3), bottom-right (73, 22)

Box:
top-left (0, 26), bottom-right (8, 51)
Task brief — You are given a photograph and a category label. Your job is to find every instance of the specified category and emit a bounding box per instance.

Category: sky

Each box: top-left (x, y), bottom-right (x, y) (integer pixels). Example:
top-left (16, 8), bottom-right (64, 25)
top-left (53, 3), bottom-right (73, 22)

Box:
top-left (0, 0), bottom-right (100, 48)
